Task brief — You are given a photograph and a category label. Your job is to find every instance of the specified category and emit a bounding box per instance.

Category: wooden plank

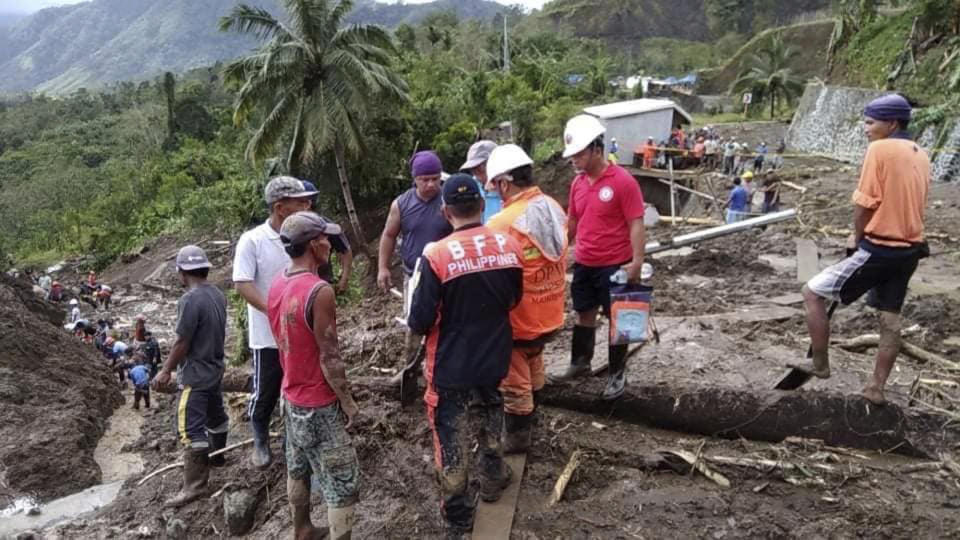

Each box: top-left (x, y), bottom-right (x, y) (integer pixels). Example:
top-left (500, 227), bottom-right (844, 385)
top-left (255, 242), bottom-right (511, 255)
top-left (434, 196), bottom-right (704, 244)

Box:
top-left (472, 454), bottom-right (526, 540)
top-left (795, 238), bottom-right (819, 282)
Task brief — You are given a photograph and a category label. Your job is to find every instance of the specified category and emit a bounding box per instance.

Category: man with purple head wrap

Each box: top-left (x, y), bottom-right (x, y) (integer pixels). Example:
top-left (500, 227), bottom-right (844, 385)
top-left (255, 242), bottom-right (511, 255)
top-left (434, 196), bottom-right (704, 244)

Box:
top-left (377, 150), bottom-right (454, 365)
top-left (796, 93), bottom-right (930, 405)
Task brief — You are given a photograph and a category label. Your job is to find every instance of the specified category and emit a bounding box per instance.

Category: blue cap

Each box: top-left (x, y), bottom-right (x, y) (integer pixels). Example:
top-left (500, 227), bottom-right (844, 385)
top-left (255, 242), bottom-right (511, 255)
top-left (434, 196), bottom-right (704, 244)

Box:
top-left (864, 94), bottom-right (912, 122)
top-left (442, 173), bottom-right (482, 204)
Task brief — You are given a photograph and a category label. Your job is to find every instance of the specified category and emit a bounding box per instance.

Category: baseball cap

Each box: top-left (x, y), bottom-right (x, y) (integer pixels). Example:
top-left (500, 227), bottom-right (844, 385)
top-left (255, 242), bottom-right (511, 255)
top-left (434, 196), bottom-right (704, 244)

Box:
top-left (280, 211), bottom-right (342, 246)
top-left (176, 245), bottom-right (212, 271)
top-left (442, 173), bottom-right (482, 204)
top-left (459, 140), bottom-right (497, 171)
top-left (264, 176), bottom-right (318, 205)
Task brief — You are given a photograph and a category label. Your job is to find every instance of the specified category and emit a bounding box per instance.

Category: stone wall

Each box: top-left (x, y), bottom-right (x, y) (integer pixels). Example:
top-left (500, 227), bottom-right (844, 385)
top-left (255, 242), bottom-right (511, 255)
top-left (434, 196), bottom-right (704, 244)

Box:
top-left (787, 84), bottom-right (959, 182)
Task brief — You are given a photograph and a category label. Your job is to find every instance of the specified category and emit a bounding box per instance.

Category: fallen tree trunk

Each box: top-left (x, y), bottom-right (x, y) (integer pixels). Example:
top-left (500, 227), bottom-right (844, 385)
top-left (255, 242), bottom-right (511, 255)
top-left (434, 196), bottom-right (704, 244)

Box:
top-left (217, 369), bottom-right (960, 458)
top-left (537, 379), bottom-right (960, 459)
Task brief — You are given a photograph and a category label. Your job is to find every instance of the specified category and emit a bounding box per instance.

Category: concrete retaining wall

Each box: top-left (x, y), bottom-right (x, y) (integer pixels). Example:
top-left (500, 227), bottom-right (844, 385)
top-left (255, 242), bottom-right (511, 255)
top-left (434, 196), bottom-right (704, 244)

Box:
top-left (787, 84), bottom-right (959, 182)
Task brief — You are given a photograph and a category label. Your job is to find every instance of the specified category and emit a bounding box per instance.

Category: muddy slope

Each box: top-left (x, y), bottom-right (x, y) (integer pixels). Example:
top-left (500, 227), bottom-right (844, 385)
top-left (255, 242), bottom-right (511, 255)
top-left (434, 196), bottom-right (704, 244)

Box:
top-left (0, 275), bottom-right (122, 505)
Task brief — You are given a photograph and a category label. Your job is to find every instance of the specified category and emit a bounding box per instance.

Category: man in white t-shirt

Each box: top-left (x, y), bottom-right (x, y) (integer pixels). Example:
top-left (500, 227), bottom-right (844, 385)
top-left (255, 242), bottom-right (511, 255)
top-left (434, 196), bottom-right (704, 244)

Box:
top-left (233, 176), bottom-right (317, 469)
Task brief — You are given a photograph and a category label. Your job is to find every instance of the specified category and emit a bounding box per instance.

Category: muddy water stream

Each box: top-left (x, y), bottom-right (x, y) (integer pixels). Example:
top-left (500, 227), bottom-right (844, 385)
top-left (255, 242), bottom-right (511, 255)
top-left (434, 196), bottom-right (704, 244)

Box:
top-left (0, 402), bottom-right (144, 537)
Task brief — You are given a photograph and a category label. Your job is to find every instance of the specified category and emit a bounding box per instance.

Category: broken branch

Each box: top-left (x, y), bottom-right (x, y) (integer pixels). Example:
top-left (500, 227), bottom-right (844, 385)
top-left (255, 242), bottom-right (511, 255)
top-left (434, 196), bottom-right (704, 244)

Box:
top-left (548, 449), bottom-right (584, 506)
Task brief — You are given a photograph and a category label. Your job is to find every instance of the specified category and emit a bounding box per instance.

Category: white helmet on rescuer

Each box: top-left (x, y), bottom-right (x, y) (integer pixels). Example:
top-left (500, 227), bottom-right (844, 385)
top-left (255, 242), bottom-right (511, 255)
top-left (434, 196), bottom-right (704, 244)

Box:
top-left (486, 144), bottom-right (534, 181)
top-left (562, 114), bottom-right (606, 158)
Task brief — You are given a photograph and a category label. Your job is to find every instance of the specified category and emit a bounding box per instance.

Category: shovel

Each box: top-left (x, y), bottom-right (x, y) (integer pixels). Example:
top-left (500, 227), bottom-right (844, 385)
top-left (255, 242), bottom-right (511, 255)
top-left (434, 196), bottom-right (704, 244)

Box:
top-left (774, 299), bottom-right (839, 390)
top-left (399, 339), bottom-right (426, 406)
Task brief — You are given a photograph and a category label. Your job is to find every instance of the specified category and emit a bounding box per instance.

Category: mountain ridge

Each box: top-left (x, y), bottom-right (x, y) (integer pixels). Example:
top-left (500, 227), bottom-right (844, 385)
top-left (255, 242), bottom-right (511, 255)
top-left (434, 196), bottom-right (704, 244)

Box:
top-left (0, 0), bottom-right (509, 94)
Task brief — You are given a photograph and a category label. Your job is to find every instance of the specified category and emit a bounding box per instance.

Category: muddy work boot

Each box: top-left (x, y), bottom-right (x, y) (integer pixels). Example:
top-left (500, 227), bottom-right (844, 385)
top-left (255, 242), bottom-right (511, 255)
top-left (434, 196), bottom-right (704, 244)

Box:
top-left (165, 447), bottom-right (211, 508)
top-left (208, 430), bottom-right (228, 467)
top-left (548, 325), bottom-right (595, 383)
top-left (288, 477), bottom-right (325, 540)
top-left (328, 504), bottom-right (356, 540)
top-left (601, 344), bottom-right (629, 401)
top-left (503, 413), bottom-right (533, 454)
top-left (250, 421), bottom-right (272, 469)
top-left (479, 455), bottom-right (513, 503)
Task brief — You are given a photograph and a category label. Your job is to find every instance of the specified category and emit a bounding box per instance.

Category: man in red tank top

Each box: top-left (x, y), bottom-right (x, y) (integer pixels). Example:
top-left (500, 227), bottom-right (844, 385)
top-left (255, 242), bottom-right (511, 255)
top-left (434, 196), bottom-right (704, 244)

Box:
top-left (267, 212), bottom-right (361, 540)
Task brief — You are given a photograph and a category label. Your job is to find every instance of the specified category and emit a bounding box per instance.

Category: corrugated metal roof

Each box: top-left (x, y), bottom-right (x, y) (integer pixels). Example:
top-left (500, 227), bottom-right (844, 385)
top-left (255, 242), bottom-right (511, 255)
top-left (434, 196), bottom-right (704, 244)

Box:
top-left (583, 99), bottom-right (692, 124)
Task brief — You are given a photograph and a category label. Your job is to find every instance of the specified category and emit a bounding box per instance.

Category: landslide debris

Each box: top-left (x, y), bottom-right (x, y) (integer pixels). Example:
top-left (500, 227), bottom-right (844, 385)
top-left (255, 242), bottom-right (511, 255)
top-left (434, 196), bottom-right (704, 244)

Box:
top-left (0, 274), bottom-right (122, 505)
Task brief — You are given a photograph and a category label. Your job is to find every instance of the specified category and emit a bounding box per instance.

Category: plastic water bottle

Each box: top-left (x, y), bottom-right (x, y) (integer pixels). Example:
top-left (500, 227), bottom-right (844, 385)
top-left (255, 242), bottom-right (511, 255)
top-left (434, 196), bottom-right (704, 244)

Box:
top-left (610, 263), bottom-right (654, 284)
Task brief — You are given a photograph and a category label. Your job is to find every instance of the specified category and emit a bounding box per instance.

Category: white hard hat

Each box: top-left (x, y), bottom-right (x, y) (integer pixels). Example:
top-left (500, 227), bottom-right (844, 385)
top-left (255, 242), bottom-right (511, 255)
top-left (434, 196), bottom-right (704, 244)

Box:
top-left (486, 144), bottom-right (533, 181)
top-left (69, 298), bottom-right (78, 305)
top-left (562, 115), bottom-right (606, 158)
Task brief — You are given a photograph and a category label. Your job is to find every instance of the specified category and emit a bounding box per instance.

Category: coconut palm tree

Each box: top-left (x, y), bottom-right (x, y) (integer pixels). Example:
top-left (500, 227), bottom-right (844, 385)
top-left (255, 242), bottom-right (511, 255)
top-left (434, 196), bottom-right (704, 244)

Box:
top-left (732, 34), bottom-right (805, 119)
top-left (220, 0), bottom-right (409, 245)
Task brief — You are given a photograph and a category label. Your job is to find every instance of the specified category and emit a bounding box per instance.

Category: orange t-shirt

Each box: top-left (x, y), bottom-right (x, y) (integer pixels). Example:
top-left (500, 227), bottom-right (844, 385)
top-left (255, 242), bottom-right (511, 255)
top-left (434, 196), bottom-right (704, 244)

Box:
top-left (852, 138), bottom-right (930, 247)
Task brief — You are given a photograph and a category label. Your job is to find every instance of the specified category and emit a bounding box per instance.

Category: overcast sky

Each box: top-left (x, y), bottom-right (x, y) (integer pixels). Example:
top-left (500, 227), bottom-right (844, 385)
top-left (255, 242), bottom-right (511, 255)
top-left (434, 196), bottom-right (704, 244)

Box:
top-left (0, 0), bottom-right (547, 14)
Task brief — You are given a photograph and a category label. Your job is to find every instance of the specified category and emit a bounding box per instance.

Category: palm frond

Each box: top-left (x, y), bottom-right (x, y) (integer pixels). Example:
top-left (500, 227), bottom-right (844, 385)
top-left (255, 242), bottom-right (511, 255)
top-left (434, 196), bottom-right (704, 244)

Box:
top-left (245, 92), bottom-right (300, 163)
top-left (219, 5), bottom-right (287, 41)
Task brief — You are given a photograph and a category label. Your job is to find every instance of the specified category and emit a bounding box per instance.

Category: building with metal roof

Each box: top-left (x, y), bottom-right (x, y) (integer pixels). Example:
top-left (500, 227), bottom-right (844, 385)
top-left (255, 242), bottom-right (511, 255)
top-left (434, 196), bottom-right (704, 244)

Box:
top-left (583, 99), bottom-right (693, 164)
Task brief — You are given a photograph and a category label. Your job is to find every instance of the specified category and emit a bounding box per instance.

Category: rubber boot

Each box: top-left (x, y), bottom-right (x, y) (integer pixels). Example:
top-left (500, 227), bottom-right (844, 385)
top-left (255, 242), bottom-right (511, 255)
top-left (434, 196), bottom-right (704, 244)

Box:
top-left (548, 325), bottom-right (595, 383)
top-left (164, 447), bottom-right (210, 508)
top-left (503, 413), bottom-right (533, 454)
top-left (208, 431), bottom-right (228, 467)
top-left (288, 476), bottom-right (323, 540)
top-left (479, 454), bottom-right (513, 503)
top-left (601, 344), bottom-right (629, 401)
top-left (250, 420), bottom-right (271, 469)
top-left (328, 504), bottom-right (356, 540)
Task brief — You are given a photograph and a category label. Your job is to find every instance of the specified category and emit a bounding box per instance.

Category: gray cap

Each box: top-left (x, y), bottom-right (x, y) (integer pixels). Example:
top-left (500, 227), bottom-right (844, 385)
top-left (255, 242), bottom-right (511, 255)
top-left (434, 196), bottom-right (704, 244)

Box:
top-left (459, 140), bottom-right (497, 171)
top-left (264, 176), bottom-right (319, 205)
top-left (280, 211), bottom-right (343, 246)
top-left (176, 245), bottom-right (212, 271)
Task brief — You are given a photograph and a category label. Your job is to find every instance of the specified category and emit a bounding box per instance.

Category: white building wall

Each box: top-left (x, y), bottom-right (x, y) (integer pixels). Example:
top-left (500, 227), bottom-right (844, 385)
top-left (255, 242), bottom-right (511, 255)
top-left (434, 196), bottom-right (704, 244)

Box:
top-left (598, 108), bottom-right (674, 164)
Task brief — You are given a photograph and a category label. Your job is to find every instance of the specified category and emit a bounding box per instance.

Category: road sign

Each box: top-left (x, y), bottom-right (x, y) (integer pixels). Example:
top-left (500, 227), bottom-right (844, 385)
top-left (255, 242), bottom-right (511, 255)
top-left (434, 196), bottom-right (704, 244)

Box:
top-left (742, 92), bottom-right (753, 105)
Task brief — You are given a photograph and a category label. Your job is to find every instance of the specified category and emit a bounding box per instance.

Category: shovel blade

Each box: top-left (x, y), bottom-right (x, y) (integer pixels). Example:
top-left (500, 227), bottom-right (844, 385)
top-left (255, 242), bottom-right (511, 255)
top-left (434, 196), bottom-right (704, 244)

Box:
top-left (774, 368), bottom-right (813, 391)
top-left (400, 366), bottom-right (419, 406)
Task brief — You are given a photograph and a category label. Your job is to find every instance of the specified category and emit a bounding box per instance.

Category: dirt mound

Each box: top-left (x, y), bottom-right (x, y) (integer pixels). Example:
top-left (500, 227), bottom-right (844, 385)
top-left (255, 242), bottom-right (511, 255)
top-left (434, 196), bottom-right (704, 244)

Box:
top-left (0, 275), bottom-right (122, 506)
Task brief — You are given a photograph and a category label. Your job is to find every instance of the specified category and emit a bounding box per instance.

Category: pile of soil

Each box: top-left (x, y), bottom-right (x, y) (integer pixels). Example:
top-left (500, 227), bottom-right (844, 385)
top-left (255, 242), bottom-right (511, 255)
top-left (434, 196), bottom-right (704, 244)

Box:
top-left (0, 275), bottom-right (122, 506)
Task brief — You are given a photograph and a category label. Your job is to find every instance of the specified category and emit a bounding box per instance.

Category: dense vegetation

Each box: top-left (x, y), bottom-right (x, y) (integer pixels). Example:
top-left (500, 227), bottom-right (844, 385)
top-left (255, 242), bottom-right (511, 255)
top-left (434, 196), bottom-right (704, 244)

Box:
top-left (0, 3), bottom-right (722, 269)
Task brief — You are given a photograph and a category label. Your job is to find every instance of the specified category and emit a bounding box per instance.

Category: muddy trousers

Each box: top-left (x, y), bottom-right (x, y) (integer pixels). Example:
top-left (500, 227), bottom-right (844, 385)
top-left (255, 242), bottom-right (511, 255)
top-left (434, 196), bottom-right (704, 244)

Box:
top-left (247, 348), bottom-right (283, 428)
top-left (499, 344), bottom-right (546, 416)
top-left (133, 384), bottom-right (150, 409)
top-left (176, 383), bottom-right (229, 449)
top-left (427, 385), bottom-right (505, 530)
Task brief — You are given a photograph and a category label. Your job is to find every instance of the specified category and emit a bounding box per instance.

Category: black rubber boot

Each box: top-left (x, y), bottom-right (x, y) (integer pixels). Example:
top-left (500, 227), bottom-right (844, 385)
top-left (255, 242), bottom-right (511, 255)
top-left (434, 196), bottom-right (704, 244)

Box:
top-left (479, 453), bottom-right (513, 503)
top-left (503, 413), bottom-right (533, 454)
top-left (250, 421), bottom-right (272, 470)
top-left (208, 431), bottom-right (228, 467)
top-left (548, 325), bottom-right (595, 383)
top-left (602, 344), bottom-right (629, 401)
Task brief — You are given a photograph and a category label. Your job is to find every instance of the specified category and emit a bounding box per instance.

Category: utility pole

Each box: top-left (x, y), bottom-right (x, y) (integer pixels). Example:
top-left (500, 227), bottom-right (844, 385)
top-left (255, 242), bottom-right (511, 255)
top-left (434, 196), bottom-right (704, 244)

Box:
top-left (502, 13), bottom-right (510, 72)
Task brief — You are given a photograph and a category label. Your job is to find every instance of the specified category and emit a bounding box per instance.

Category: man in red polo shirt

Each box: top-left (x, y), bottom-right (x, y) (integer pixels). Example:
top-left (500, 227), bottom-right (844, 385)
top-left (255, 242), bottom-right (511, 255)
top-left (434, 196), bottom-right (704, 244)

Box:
top-left (268, 211), bottom-right (361, 540)
top-left (550, 114), bottom-right (647, 401)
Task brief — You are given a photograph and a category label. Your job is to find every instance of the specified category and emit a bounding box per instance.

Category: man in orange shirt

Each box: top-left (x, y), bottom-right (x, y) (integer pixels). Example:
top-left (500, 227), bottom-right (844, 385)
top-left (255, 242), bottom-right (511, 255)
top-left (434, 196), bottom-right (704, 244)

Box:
top-left (797, 94), bottom-right (930, 405)
top-left (485, 144), bottom-right (568, 453)
top-left (638, 137), bottom-right (657, 168)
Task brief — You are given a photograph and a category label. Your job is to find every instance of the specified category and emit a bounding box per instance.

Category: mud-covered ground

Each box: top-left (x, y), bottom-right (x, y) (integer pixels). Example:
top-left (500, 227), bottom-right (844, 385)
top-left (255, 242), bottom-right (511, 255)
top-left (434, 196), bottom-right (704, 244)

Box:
top-left (17, 121), bottom-right (960, 538)
top-left (0, 275), bottom-right (122, 507)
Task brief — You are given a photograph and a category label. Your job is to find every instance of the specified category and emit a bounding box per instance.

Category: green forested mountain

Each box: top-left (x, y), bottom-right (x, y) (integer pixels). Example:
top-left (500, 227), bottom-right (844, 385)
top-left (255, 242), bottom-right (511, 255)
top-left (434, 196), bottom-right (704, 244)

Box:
top-left (540, 0), bottom-right (831, 44)
top-left (0, 0), bottom-right (508, 94)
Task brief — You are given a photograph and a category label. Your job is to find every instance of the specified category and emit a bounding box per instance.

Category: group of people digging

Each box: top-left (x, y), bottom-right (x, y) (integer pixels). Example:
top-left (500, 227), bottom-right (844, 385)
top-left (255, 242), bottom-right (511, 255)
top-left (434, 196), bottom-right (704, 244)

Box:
top-left (147, 95), bottom-right (929, 538)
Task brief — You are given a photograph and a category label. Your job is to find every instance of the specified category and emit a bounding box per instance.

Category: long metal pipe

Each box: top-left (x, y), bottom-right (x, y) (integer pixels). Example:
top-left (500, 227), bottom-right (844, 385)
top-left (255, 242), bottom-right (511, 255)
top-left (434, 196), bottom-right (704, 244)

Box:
top-left (645, 209), bottom-right (797, 255)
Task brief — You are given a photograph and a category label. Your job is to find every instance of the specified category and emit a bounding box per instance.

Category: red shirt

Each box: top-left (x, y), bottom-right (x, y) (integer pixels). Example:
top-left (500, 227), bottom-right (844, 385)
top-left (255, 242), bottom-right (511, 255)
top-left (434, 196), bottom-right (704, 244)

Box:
top-left (267, 271), bottom-right (337, 408)
top-left (568, 164), bottom-right (645, 266)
